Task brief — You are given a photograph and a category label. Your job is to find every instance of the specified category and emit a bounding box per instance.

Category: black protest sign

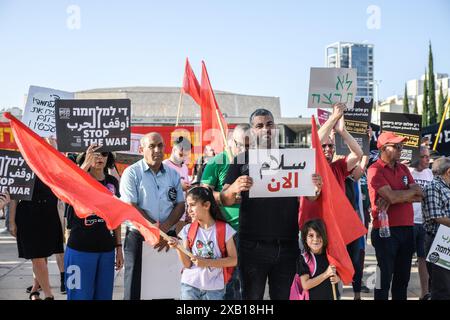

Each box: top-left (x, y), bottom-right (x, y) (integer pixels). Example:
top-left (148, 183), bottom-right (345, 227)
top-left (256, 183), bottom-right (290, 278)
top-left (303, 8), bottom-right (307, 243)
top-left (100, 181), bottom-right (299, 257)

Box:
top-left (422, 118), bottom-right (450, 156)
top-left (0, 150), bottom-right (36, 200)
top-left (335, 98), bottom-right (373, 156)
top-left (55, 99), bottom-right (131, 152)
top-left (380, 112), bottom-right (422, 162)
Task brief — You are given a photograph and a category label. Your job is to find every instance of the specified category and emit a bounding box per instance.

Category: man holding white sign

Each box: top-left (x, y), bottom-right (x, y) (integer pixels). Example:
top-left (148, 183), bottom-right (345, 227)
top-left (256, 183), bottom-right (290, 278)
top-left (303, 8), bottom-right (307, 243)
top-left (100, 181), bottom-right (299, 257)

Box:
top-left (422, 157), bottom-right (450, 300)
top-left (220, 108), bottom-right (322, 300)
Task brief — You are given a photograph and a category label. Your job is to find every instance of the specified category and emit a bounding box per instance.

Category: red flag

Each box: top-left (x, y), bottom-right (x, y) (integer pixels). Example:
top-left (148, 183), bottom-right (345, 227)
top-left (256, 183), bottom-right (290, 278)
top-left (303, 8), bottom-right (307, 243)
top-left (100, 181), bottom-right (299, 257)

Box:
top-left (200, 61), bottom-right (229, 154)
top-left (4, 113), bottom-right (160, 245)
top-left (299, 116), bottom-right (367, 284)
top-left (182, 58), bottom-right (202, 105)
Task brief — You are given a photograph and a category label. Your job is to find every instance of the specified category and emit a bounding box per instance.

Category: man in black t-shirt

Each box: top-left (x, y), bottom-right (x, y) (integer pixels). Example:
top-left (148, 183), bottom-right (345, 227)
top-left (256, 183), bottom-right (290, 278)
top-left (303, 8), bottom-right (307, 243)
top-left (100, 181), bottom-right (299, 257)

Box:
top-left (221, 108), bottom-right (321, 300)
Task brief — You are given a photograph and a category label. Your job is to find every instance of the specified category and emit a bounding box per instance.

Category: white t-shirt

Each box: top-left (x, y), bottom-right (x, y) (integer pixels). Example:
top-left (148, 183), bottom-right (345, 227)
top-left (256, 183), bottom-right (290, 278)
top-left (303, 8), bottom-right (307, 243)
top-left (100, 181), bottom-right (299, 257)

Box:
top-left (409, 168), bottom-right (433, 224)
top-left (179, 222), bottom-right (236, 291)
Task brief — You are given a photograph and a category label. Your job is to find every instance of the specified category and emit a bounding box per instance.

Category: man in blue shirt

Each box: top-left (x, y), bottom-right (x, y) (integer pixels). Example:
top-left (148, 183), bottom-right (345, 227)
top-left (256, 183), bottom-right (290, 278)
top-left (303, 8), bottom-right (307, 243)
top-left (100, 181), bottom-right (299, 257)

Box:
top-left (120, 132), bottom-right (185, 300)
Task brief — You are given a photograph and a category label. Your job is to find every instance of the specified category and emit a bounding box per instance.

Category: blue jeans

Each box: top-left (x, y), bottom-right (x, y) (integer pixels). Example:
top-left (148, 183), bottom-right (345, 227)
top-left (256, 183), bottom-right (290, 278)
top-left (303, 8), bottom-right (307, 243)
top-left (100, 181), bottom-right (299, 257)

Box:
top-left (371, 226), bottom-right (414, 300)
top-left (180, 283), bottom-right (225, 300)
top-left (224, 234), bottom-right (242, 300)
top-left (239, 238), bottom-right (299, 300)
top-left (64, 246), bottom-right (115, 300)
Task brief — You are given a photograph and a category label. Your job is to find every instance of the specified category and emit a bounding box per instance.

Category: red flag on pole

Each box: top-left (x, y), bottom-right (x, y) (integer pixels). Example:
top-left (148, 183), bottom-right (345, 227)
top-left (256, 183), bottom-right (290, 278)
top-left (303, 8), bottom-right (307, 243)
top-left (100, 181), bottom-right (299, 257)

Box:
top-left (200, 61), bottom-right (229, 154)
top-left (4, 112), bottom-right (160, 245)
top-left (299, 116), bottom-right (367, 284)
top-left (182, 58), bottom-right (202, 105)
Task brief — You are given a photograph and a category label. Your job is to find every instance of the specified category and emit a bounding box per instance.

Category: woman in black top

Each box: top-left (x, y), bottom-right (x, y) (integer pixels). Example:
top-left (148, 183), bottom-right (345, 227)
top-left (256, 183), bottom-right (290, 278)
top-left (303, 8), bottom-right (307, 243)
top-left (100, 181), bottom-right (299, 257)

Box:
top-left (298, 219), bottom-right (341, 300)
top-left (64, 145), bottom-right (123, 300)
top-left (9, 177), bottom-right (64, 300)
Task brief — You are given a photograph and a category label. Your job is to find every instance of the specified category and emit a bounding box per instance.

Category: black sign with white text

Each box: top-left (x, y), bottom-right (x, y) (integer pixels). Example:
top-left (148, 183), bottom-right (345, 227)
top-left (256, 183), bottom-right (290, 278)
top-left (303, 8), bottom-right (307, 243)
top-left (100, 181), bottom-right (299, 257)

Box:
top-left (0, 150), bottom-right (36, 200)
top-left (55, 99), bottom-right (131, 152)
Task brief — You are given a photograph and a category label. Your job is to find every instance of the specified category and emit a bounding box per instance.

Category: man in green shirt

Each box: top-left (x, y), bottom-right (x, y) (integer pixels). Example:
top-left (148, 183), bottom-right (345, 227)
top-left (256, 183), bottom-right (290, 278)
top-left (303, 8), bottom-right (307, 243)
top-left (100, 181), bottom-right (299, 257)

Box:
top-left (200, 123), bottom-right (250, 300)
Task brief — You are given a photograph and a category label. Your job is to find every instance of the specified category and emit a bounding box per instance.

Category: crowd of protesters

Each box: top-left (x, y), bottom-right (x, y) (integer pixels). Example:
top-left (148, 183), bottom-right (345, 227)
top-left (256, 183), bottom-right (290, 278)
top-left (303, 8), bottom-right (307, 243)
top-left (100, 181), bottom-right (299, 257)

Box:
top-left (1, 103), bottom-right (450, 301)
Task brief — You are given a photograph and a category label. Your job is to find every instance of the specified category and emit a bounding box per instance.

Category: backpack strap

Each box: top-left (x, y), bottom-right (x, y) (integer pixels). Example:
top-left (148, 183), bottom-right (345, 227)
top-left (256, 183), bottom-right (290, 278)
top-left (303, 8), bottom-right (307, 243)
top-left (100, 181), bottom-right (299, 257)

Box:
top-left (187, 221), bottom-right (199, 251)
top-left (302, 252), bottom-right (317, 277)
top-left (215, 220), bottom-right (234, 285)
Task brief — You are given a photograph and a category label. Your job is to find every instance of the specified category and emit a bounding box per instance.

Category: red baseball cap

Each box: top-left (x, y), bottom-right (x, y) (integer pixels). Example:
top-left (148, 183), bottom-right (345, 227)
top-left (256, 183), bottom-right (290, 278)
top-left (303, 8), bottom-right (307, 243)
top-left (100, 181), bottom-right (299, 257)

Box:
top-left (377, 131), bottom-right (407, 149)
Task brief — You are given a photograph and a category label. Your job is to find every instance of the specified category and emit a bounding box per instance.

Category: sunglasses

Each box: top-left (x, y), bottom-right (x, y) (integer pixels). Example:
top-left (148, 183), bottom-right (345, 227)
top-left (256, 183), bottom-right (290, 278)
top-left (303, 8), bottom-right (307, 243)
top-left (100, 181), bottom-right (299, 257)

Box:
top-left (94, 152), bottom-right (109, 157)
top-left (321, 144), bottom-right (335, 149)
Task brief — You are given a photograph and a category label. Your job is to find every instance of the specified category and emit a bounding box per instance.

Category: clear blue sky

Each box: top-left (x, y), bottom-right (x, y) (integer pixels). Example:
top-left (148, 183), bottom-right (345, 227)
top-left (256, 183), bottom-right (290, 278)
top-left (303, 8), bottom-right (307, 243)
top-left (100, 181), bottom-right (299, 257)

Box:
top-left (1, 0), bottom-right (449, 117)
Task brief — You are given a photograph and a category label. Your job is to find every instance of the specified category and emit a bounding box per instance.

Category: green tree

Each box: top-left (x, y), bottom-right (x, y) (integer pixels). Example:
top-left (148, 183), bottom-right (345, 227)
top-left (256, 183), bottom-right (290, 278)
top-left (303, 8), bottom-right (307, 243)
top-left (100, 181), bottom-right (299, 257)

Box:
top-left (438, 85), bottom-right (445, 122)
top-left (403, 84), bottom-right (409, 113)
top-left (428, 42), bottom-right (437, 124)
top-left (413, 97), bottom-right (418, 114)
top-left (422, 70), bottom-right (429, 127)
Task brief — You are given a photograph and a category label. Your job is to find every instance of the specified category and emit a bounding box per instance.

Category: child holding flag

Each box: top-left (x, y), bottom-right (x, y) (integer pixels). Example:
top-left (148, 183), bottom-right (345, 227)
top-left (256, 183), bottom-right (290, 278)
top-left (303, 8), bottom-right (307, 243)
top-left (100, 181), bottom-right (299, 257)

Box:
top-left (168, 186), bottom-right (237, 300)
top-left (297, 219), bottom-right (341, 300)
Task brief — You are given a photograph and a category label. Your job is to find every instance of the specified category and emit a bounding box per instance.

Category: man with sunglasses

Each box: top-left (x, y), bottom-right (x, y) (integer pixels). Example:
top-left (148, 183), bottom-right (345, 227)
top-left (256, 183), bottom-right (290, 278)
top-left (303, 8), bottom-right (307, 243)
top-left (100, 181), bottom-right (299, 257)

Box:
top-left (367, 131), bottom-right (424, 300)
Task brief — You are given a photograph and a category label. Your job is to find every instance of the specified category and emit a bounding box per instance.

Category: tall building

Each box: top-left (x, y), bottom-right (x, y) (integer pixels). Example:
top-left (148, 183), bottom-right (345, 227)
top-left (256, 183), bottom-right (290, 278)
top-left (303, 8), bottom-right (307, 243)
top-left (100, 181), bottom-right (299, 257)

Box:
top-left (326, 42), bottom-right (374, 98)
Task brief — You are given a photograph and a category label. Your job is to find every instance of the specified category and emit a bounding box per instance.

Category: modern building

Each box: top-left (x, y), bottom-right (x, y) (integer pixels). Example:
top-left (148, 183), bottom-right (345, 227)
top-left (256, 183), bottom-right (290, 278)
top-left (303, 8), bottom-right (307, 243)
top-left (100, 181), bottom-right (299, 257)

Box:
top-left (326, 42), bottom-right (374, 99)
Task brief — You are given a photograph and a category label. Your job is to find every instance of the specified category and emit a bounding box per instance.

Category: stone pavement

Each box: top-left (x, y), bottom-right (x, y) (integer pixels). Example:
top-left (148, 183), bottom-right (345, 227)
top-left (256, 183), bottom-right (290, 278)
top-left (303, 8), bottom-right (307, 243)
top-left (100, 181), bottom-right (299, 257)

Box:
top-left (0, 219), bottom-right (422, 300)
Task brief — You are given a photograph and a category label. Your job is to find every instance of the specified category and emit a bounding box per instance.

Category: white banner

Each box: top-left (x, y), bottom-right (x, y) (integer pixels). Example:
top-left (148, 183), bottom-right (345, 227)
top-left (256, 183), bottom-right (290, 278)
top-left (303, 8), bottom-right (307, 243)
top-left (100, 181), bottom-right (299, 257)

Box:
top-left (426, 224), bottom-right (450, 271)
top-left (22, 85), bottom-right (74, 138)
top-left (141, 244), bottom-right (182, 299)
top-left (249, 148), bottom-right (316, 198)
top-left (308, 67), bottom-right (357, 109)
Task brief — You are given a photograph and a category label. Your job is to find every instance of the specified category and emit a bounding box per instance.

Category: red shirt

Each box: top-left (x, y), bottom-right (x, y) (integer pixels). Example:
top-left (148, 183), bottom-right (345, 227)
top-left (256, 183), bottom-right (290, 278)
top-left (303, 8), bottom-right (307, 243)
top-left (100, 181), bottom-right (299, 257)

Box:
top-left (367, 159), bottom-right (415, 228)
top-left (299, 158), bottom-right (350, 226)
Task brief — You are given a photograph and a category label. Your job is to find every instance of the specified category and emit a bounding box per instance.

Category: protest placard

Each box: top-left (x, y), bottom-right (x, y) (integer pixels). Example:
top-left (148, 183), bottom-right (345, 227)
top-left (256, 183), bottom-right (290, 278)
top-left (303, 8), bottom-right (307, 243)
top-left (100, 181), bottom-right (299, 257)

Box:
top-left (317, 109), bottom-right (331, 126)
top-left (426, 225), bottom-right (450, 271)
top-left (22, 86), bottom-right (74, 138)
top-left (335, 98), bottom-right (373, 156)
top-left (308, 67), bottom-right (357, 109)
top-left (55, 99), bottom-right (131, 152)
top-left (249, 148), bottom-right (315, 198)
top-left (0, 150), bottom-right (36, 200)
top-left (380, 112), bottom-right (422, 163)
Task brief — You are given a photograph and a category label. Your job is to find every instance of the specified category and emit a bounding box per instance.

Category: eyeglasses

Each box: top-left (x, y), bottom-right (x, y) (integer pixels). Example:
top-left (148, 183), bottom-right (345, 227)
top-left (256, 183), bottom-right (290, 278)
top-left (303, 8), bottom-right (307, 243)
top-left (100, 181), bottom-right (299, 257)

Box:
top-left (94, 152), bottom-right (109, 157)
top-left (420, 155), bottom-right (430, 159)
top-left (321, 144), bottom-right (335, 149)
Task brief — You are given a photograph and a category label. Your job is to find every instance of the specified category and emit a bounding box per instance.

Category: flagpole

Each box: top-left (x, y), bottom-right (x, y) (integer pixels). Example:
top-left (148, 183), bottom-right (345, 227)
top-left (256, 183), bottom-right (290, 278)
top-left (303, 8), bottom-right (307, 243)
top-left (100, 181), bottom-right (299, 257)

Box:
top-left (175, 88), bottom-right (184, 127)
top-left (332, 283), bottom-right (337, 300)
top-left (154, 224), bottom-right (194, 258)
top-left (215, 108), bottom-right (233, 162)
top-left (433, 98), bottom-right (450, 151)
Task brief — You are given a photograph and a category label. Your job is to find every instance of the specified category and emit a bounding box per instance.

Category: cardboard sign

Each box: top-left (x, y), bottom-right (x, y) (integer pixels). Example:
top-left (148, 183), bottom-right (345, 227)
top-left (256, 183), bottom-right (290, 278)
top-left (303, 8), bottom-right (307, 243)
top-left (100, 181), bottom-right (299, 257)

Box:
top-left (380, 112), bottom-right (422, 163)
top-left (22, 86), bottom-right (74, 138)
top-left (249, 148), bottom-right (315, 198)
top-left (140, 244), bottom-right (182, 299)
top-left (0, 150), bottom-right (36, 200)
top-left (308, 67), bottom-right (357, 109)
top-left (55, 99), bottom-right (131, 152)
top-left (426, 225), bottom-right (450, 271)
top-left (335, 98), bottom-right (373, 156)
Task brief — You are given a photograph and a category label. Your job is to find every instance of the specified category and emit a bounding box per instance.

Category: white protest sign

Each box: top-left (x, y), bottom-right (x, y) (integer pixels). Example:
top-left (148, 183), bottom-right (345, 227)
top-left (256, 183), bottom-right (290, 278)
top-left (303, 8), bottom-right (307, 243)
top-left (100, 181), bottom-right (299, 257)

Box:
top-left (249, 148), bottom-right (316, 198)
top-left (22, 86), bottom-right (74, 138)
top-left (308, 67), bottom-right (357, 109)
top-left (426, 224), bottom-right (450, 271)
top-left (141, 244), bottom-right (182, 299)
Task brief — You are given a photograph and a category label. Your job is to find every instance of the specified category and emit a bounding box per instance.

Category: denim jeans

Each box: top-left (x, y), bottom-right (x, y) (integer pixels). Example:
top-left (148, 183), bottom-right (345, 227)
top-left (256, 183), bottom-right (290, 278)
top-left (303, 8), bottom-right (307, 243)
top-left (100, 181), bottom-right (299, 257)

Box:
top-left (371, 226), bottom-right (414, 300)
top-left (180, 283), bottom-right (226, 300)
top-left (239, 238), bottom-right (299, 300)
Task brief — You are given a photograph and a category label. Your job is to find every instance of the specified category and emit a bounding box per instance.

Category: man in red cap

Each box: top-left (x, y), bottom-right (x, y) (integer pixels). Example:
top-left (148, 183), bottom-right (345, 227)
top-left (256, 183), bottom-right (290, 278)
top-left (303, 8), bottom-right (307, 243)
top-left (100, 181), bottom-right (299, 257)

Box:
top-left (367, 131), bottom-right (424, 300)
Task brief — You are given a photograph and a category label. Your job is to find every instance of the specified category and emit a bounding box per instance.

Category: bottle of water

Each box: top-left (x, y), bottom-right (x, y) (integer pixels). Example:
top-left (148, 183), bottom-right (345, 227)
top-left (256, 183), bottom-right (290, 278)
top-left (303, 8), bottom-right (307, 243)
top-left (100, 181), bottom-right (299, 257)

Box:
top-left (378, 210), bottom-right (391, 238)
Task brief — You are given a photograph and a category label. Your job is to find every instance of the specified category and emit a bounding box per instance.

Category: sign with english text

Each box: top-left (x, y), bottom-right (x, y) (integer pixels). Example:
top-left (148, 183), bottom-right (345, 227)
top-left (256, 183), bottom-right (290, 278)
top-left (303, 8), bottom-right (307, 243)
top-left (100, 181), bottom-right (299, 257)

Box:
top-left (249, 148), bottom-right (315, 198)
top-left (55, 99), bottom-right (131, 152)
top-left (0, 150), bottom-right (36, 200)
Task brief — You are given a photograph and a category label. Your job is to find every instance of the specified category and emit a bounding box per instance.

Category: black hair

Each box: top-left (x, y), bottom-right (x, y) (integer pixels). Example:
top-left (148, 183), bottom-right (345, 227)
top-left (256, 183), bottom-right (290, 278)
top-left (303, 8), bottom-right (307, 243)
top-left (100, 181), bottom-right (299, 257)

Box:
top-left (186, 186), bottom-right (225, 222)
top-left (249, 108), bottom-right (274, 126)
top-left (76, 152), bottom-right (116, 171)
top-left (301, 219), bottom-right (328, 254)
top-left (173, 136), bottom-right (192, 151)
